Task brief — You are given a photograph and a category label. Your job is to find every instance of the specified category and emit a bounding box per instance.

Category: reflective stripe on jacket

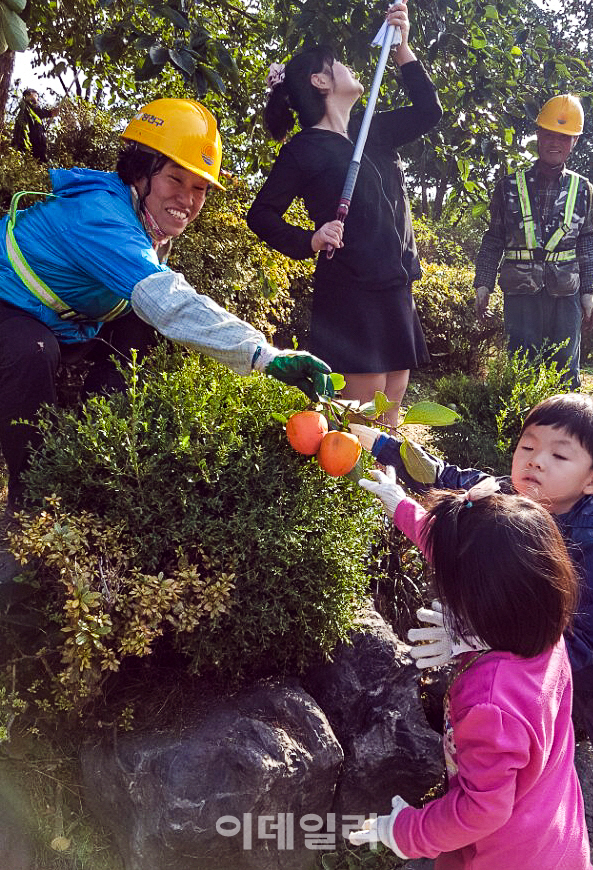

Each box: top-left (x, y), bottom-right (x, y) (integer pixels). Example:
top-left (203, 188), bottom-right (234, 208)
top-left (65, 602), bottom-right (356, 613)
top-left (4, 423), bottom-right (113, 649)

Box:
top-left (0, 168), bottom-right (169, 343)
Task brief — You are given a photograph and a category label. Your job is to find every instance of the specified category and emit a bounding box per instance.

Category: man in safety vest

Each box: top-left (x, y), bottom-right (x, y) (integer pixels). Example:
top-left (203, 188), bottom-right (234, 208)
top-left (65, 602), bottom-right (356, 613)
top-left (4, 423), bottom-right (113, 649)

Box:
top-left (0, 98), bottom-right (333, 513)
top-left (474, 94), bottom-right (593, 385)
top-left (11, 89), bottom-right (60, 163)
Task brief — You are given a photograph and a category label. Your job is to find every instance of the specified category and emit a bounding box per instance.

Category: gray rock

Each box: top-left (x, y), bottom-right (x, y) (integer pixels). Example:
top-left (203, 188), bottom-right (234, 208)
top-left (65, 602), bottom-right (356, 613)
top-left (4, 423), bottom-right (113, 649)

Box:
top-left (81, 681), bottom-right (343, 870)
top-left (0, 772), bottom-right (35, 870)
top-left (303, 607), bottom-right (444, 819)
top-left (575, 739), bottom-right (593, 848)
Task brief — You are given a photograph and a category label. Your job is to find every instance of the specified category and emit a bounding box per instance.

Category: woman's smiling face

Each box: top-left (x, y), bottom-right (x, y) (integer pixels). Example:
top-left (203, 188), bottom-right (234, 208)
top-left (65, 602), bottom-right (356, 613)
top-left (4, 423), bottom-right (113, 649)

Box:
top-left (139, 159), bottom-right (208, 238)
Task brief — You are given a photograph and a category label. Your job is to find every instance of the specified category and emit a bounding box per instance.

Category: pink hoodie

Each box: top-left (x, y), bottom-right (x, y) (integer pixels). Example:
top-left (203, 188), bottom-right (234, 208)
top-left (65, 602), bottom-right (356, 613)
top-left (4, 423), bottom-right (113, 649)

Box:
top-left (392, 498), bottom-right (592, 870)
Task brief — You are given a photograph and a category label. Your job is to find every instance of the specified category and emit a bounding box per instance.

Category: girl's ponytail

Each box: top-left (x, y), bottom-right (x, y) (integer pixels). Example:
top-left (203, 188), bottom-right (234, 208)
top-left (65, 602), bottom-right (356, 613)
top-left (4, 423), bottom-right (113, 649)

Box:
top-left (264, 82), bottom-right (296, 142)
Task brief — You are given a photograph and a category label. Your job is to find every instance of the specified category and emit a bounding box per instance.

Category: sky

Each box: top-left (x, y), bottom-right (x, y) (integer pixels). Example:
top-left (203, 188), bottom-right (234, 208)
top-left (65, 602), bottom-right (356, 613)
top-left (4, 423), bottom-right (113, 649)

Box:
top-left (11, 51), bottom-right (72, 104)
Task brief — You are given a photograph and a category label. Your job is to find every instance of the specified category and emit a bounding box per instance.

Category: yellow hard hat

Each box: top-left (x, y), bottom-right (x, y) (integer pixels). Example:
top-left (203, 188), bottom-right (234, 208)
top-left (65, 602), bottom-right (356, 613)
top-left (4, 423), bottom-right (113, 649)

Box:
top-left (121, 98), bottom-right (224, 189)
top-left (536, 94), bottom-right (584, 136)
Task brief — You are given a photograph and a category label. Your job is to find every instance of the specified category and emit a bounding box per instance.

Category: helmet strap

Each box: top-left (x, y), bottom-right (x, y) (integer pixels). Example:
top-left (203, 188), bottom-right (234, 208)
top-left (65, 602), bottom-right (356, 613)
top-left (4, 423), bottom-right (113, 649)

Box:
top-left (130, 185), bottom-right (173, 260)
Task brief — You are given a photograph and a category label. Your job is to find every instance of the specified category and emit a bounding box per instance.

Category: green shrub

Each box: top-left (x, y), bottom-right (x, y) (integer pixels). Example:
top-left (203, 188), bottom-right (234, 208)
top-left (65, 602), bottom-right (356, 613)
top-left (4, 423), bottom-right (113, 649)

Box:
top-left (0, 147), bottom-right (50, 212)
top-left (413, 262), bottom-right (504, 375)
top-left (413, 213), bottom-right (467, 267)
top-left (7, 348), bottom-right (378, 721)
top-left (169, 182), bottom-right (314, 341)
top-left (48, 97), bottom-right (122, 171)
top-left (428, 347), bottom-right (571, 474)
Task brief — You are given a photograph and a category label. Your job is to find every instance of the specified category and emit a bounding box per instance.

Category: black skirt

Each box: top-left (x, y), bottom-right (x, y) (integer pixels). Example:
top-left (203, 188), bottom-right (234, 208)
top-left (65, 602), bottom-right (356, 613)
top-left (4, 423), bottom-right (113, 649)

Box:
top-left (309, 279), bottom-right (430, 374)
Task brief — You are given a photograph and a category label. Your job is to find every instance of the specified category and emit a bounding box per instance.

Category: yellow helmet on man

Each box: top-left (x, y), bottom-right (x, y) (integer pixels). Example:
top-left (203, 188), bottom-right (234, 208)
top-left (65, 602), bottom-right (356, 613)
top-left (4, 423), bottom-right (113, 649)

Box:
top-left (122, 98), bottom-right (224, 189)
top-left (536, 94), bottom-right (584, 137)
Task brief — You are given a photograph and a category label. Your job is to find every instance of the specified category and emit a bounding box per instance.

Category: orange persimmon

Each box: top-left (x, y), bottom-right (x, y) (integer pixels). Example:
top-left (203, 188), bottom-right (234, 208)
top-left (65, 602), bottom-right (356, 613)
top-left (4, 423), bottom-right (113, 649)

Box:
top-left (285, 410), bottom-right (329, 455)
top-left (316, 431), bottom-right (362, 477)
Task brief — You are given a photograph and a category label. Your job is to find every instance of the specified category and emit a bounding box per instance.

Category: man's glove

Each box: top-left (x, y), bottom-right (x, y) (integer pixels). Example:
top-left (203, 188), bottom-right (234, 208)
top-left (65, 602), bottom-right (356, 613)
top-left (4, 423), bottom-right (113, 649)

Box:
top-left (252, 345), bottom-right (334, 401)
top-left (348, 795), bottom-right (410, 859)
top-left (358, 466), bottom-right (406, 518)
top-left (475, 286), bottom-right (491, 320)
top-left (407, 600), bottom-right (489, 669)
top-left (348, 423), bottom-right (382, 453)
top-left (581, 293), bottom-right (593, 328)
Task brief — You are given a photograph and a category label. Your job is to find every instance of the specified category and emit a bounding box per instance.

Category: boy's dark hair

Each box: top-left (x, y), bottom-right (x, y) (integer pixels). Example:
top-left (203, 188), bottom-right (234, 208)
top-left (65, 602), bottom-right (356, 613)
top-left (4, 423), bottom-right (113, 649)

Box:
top-left (423, 491), bottom-right (577, 658)
top-left (264, 45), bottom-right (336, 141)
top-left (116, 142), bottom-right (170, 210)
top-left (520, 393), bottom-right (593, 465)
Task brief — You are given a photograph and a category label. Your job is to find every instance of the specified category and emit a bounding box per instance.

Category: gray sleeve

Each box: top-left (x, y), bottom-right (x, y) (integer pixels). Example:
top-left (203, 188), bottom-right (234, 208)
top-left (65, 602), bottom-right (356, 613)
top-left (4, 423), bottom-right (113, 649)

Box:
top-left (131, 271), bottom-right (266, 375)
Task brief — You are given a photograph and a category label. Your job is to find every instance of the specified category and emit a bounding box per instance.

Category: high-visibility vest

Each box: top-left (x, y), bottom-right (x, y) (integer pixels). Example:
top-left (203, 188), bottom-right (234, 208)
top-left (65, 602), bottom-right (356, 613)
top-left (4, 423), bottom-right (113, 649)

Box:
top-left (503, 169), bottom-right (580, 264)
top-left (5, 190), bottom-right (130, 323)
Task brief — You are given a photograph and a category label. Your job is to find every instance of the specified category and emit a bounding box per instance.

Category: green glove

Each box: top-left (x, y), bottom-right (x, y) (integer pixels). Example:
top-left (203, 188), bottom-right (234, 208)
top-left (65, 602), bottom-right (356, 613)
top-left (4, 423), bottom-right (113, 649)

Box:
top-left (252, 345), bottom-right (334, 401)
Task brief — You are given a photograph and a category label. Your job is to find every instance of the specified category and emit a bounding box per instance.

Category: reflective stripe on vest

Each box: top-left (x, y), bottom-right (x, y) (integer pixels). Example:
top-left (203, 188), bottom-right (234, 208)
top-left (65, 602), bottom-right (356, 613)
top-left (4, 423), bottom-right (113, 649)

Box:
top-left (510, 169), bottom-right (580, 263)
top-left (5, 189), bottom-right (130, 323)
top-left (503, 248), bottom-right (577, 263)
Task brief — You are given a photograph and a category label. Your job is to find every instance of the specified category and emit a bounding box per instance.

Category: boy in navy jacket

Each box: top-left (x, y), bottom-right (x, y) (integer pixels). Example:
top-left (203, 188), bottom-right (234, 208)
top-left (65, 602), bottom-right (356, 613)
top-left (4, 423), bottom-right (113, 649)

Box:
top-left (352, 392), bottom-right (593, 742)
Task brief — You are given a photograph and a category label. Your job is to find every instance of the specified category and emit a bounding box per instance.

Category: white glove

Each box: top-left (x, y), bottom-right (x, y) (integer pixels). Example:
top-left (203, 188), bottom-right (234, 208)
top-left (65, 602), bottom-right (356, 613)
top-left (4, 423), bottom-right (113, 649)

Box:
top-left (348, 795), bottom-right (410, 859)
top-left (358, 466), bottom-right (406, 518)
top-left (407, 600), bottom-right (451, 668)
top-left (475, 285), bottom-right (491, 319)
top-left (348, 423), bottom-right (382, 453)
top-left (407, 600), bottom-right (489, 669)
top-left (581, 293), bottom-right (593, 327)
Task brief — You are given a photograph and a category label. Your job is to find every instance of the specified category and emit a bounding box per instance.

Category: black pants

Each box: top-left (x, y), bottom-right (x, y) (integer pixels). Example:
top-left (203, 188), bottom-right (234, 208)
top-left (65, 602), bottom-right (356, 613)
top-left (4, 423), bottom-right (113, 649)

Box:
top-left (0, 302), bottom-right (157, 507)
top-left (573, 666), bottom-right (593, 744)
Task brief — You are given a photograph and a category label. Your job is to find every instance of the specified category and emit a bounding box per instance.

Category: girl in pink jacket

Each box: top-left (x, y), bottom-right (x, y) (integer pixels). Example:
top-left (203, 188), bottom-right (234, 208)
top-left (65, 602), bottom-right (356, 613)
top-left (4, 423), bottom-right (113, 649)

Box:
top-left (350, 475), bottom-right (592, 870)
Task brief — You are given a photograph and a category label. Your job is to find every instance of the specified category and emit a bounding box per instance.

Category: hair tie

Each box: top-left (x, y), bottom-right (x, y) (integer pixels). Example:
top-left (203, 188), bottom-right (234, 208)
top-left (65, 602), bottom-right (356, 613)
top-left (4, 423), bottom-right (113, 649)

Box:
top-left (266, 62), bottom-right (286, 92)
top-left (464, 476), bottom-right (500, 508)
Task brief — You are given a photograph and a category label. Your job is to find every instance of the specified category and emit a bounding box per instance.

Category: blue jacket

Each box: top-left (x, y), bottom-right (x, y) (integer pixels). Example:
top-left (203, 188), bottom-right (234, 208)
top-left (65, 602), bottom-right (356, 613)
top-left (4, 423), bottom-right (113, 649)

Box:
top-left (0, 168), bottom-right (169, 342)
top-left (373, 434), bottom-right (593, 674)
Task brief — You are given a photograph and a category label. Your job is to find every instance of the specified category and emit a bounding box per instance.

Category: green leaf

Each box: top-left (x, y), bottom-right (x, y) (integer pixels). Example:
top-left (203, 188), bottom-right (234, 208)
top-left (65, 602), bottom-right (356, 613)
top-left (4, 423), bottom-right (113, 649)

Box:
top-left (401, 401), bottom-right (461, 426)
top-left (400, 439), bottom-right (438, 484)
top-left (472, 202), bottom-right (489, 218)
top-left (270, 412), bottom-right (288, 424)
top-left (321, 852), bottom-right (340, 870)
top-left (202, 65), bottom-right (226, 94)
top-left (149, 45), bottom-right (170, 65)
top-left (330, 372), bottom-right (346, 391)
top-left (134, 56), bottom-right (164, 81)
top-left (356, 391), bottom-right (397, 420)
top-left (373, 390), bottom-right (397, 416)
top-left (0, 4), bottom-right (28, 51)
top-left (2, 0), bottom-right (26, 13)
top-left (344, 457), bottom-right (364, 483)
top-left (150, 4), bottom-right (190, 29)
top-left (484, 4), bottom-right (498, 18)
top-left (170, 48), bottom-right (196, 76)
top-left (133, 35), bottom-right (159, 50)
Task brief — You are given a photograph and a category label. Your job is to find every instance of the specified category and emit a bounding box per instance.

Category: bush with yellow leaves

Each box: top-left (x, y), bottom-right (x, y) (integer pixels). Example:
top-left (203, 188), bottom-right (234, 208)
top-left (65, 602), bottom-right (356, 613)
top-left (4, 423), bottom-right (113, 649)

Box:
top-left (8, 499), bottom-right (234, 712)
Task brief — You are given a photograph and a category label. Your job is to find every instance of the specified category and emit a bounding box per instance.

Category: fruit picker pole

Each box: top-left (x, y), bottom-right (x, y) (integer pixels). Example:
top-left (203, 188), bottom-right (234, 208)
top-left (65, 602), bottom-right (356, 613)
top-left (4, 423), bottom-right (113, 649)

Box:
top-left (326, 16), bottom-right (398, 259)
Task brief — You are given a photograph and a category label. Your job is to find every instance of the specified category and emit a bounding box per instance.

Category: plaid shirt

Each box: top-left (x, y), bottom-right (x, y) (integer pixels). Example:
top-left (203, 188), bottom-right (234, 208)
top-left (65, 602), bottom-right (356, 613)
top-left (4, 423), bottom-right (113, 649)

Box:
top-left (474, 161), bottom-right (593, 295)
top-left (131, 271), bottom-right (265, 375)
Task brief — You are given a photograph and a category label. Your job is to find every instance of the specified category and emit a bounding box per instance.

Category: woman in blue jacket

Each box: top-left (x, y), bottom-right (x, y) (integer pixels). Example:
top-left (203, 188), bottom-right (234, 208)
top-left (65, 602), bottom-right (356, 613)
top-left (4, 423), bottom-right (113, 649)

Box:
top-left (0, 99), bottom-right (332, 510)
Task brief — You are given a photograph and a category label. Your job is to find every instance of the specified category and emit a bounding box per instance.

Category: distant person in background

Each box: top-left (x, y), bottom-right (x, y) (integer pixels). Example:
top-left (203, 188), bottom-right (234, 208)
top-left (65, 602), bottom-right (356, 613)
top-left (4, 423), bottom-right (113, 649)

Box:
top-left (474, 94), bottom-right (593, 387)
top-left (12, 88), bottom-right (60, 163)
